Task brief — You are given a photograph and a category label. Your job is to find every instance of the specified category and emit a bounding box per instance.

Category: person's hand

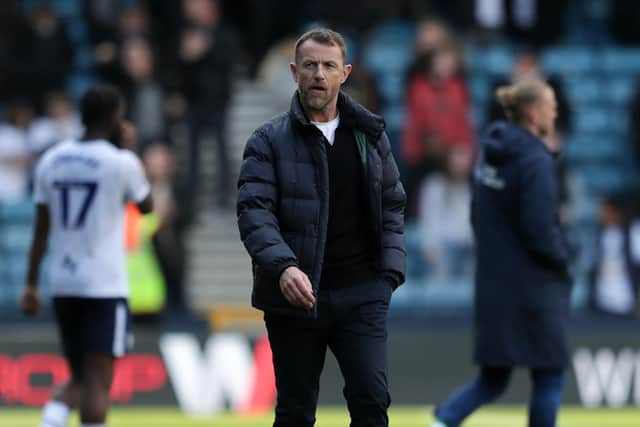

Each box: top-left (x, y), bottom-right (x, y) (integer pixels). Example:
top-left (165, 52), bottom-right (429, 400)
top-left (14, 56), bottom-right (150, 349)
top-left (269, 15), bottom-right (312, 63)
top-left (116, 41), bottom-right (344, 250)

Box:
top-left (279, 266), bottom-right (315, 309)
top-left (21, 285), bottom-right (41, 316)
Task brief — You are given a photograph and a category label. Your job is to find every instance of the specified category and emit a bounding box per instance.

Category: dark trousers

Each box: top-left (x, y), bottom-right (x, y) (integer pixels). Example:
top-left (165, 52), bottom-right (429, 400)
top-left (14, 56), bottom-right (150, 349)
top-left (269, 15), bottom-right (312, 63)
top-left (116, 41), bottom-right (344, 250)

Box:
top-left (186, 108), bottom-right (231, 206)
top-left (435, 366), bottom-right (565, 427)
top-left (265, 274), bottom-right (392, 427)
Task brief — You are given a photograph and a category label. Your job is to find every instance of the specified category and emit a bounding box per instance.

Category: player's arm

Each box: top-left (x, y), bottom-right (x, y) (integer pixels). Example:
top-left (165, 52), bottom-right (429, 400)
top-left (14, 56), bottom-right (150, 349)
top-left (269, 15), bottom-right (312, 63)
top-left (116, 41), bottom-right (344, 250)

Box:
top-left (21, 204), bottom-right (50, 316)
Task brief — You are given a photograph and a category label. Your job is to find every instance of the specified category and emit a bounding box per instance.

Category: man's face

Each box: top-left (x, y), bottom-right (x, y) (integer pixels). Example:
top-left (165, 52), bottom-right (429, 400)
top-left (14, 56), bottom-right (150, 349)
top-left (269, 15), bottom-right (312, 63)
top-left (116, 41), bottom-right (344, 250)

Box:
top-left (290, 39), bottom-right (351, 120)
top-left (533, 87), bottom-right (557, 139)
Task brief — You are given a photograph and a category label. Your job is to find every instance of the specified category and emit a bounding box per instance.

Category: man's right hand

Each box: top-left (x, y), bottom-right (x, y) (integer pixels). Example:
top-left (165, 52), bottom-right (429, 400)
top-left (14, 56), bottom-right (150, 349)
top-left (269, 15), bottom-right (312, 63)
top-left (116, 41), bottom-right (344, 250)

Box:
top-left (20, 285), bottom-right (41, 316)
top-left (279, 266), bottom-right (315, 309)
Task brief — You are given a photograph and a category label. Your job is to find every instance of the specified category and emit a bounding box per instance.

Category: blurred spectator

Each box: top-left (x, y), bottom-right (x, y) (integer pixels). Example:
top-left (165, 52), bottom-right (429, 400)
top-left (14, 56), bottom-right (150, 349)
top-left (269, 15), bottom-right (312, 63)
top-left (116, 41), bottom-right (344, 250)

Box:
top-left (589, 194), bottom-right (639, 317)
top-left (0, 102), bottom-right (34, 202)
top-left (171, 0), bottom-right (239, 209)
top-left (0, 1), bottom-right (29, 106)
top-left (29, 92), bottom-right (82, 154)
top-left (609, 0), bottom-right (640, 45)
top-left (628, 81), bottom-right (640, 169)
top-left (403, 41), bottom-right (474, 218)
top-left (342, 59), bottom-right (382, 114)
top-left (83, 0), bottom-right (123, 45)
top-left (405, 17), bottom-right (455, 83)
top-left (91, 5), bottom-right (152, 86)
top-left (15, 3), bottom-right (73, 113)
top-left (415, 17), bottom-right (453, 56)
top-left (486, 50), bottom-right (573, 210)
top-left (255, 35), bottom-right (298, 111)
top-left (472, 0), bottom-right (568, 46)
top-left (487, 50), bottom-right (571, 135)
top-left (418, 147), bottom-right (474, 284)
top-left (120, 37), bottom-right (166, 147)
top-left (142, 143), bottom-right (189, 314)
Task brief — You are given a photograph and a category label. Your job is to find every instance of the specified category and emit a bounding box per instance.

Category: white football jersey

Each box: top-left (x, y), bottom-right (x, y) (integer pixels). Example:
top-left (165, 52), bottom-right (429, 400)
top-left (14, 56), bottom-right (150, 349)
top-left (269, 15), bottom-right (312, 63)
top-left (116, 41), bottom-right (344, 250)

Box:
top-left (34, 140), bottom-right (150, 298)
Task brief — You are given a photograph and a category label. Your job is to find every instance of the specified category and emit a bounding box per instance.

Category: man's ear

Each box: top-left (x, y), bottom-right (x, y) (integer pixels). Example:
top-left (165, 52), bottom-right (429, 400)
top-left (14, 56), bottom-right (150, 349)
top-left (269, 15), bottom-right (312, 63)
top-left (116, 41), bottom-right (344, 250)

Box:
top-left (341, 64), bottom-right (352, 84)
top-left (290, 62), bottom-right (298, 83)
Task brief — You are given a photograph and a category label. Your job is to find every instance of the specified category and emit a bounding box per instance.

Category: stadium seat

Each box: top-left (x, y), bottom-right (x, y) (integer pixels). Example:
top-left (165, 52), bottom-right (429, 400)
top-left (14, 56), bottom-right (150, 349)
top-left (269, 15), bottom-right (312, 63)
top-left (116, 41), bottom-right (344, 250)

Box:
top-left (541, 47), bottom-right (596, 76)
top-left (3, 224), bottom-right (33, 254)
top-left (573, 108), bottom-right (609, 134)
top-left (563, 77), bottom-right (601, 106)
top-left (603, 76), bottom-right (636, 105)
top-left (73, 45), bottom-right (95, 72)
top-left (600, 48), bottom-right (640, 75)
top-left (580, 166), bottom-right (628, 193)
top-left (67, 73), bottom-right (96, 101)
top-left (378, 73), bottom-right (405, 104)
top-left (67, 19), bottom-right (89, 45)
top-left (363, 43), bottom-right (412, 75)
top-left (573, 107), bottom-right (628, 134)
top-left (383, 103), bottom-right (405, 132)
top-left (482, 46), bottom-right (515, 76)
top-left (0, 199), bottom-right (35, 224)
top-left (564, 134), bottom-right (624, 163)
top-left (468, 76), bottom-right (490, 105)
top-left (366, 20), bottom-right (416, 46)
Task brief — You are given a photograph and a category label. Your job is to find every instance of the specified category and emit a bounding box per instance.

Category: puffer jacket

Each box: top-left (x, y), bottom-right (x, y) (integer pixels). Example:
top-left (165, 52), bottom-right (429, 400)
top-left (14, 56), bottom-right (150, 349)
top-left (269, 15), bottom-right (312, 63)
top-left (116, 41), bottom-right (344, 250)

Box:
top-left (237, 91), bottom-right (406, 318)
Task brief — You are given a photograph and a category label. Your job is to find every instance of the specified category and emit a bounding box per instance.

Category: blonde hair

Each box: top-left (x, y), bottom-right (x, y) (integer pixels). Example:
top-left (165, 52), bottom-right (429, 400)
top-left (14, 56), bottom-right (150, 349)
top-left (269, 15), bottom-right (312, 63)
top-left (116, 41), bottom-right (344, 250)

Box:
top-left (495, 79), bottom-right (550, 124)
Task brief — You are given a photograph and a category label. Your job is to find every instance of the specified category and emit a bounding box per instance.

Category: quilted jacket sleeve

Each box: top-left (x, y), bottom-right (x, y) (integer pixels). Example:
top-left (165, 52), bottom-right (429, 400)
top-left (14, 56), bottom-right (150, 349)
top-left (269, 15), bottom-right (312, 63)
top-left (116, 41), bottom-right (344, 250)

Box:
top-left (237, 129), bottom-right (298, 279)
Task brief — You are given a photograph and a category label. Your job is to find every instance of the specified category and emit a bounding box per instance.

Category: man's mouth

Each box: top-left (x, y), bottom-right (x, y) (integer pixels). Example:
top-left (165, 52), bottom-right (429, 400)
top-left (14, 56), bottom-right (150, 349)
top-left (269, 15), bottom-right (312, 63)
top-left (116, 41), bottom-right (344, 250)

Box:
top-left (309, 85), bottom-right (327, 94)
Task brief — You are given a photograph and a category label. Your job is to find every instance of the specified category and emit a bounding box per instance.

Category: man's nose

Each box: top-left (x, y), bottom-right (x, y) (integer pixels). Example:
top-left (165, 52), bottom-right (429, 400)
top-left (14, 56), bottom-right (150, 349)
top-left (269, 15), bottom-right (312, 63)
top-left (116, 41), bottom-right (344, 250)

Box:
top-left (313, 65), bottom-right (326, 79)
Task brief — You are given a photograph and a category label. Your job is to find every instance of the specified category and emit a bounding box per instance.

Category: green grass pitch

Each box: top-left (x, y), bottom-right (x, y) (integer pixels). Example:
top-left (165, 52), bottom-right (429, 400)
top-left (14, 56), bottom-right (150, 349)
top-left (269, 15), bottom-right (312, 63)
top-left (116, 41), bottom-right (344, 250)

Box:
top-left (1, 406), bottom-right (638, 426)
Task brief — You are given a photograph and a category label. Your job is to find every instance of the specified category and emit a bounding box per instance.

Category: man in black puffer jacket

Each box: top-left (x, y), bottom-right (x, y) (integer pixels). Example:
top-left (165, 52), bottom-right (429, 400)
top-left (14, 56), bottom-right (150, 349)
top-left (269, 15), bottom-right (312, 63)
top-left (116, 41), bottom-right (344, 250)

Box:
top-left (237, 28), bottom-right (406, 427)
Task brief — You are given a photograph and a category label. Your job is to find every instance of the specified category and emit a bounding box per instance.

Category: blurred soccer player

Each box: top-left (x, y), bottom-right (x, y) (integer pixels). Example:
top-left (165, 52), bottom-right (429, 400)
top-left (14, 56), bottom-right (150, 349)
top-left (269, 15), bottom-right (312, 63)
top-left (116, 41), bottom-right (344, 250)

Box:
top-left (20, 84), bottom-right (152, 427)
top-left (431, 80), bottom-right (572, 427)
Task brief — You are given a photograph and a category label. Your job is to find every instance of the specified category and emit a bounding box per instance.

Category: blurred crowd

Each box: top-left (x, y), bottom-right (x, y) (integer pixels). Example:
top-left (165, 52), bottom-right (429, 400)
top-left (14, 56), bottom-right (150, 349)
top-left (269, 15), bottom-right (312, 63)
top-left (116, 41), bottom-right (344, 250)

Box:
top-left (1, 0), bottom-right (640, 317)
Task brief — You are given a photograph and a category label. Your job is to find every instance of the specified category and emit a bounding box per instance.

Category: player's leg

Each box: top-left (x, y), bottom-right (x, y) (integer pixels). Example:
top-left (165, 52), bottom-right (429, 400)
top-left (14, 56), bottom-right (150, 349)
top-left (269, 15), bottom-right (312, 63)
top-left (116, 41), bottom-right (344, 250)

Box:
top-left (528, 368), bottom-right (564, 427)
top-left (40, 298), bottom-right (84, 427)
top-left (328, 277), bottom-right (392, 427)
top-left (40, 357), bottom-right (84, 427)
top-left (78, 352), bottom-right (114, 426)
top-left (264, 312), bottom-right (329, 427)
top-left (77, 298), bottom-right (130, 427)
top-left (433, 366), bottom-right (512, 427)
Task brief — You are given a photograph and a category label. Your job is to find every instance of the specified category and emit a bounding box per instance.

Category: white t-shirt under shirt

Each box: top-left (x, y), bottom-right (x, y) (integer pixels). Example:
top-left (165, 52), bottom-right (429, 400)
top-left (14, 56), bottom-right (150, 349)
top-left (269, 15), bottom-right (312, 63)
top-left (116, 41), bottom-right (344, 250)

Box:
top-left (311, 115), bottom-right (340, 145)
top-left (34, 140), bottom-right (151, 298)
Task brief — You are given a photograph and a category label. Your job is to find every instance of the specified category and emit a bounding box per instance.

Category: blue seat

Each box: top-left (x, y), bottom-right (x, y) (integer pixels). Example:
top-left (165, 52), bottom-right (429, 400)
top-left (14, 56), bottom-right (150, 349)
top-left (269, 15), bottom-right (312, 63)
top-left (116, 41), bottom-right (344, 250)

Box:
top-left (73, 45), bottom-right (95, 72)
top-left (482, 46), bottom-right (515, 76)
top-left (383, 104), bottom-right (405, 132)
top-left (363, 43), bottom-right (412, 75)
top-left (67, 19), bottom-right (89, 45)
top-left (580, 167), bottom-right (628, 193)
top-left (573, 108), bottom-right (610, 134)
top-left (367, 20), bottom-right (415, 46)
top-left (564, 134), bottom-right (624, 163)
top-left (67, 73), bottom-right (96, 101)
top-left (541, 47), bottom-right (596, 76)
top-left (3, 224), bottom-right (33, 254)
top-left (563, 77), bottom-right (601, 105)
top-left (600, 49), bottom-right (640, 74)
top-left (378, 73), bottom-right (405, 103)
top-left (469, 76), bottom-right (490, 105)
top-left (464, 46), bottom-right (485, 74)
top-left (0, 199), bottom-right (35, 223)
top-left (603, 76), bottom-right (636, 105)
